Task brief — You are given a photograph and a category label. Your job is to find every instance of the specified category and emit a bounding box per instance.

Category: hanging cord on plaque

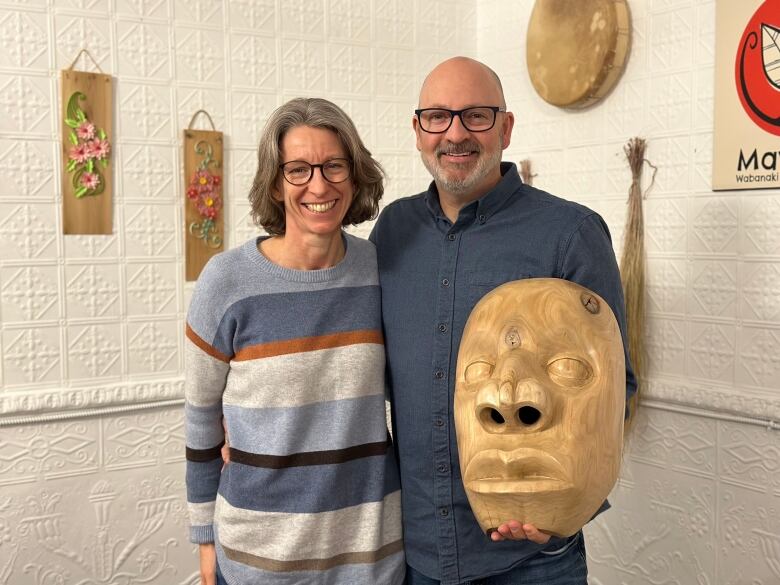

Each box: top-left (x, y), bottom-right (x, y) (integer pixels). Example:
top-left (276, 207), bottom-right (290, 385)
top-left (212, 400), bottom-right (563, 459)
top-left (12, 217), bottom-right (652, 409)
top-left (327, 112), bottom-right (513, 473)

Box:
top-left (187, 109), bottom-right (217, 131)
top-left (67, 49), bottom-right (105, 73)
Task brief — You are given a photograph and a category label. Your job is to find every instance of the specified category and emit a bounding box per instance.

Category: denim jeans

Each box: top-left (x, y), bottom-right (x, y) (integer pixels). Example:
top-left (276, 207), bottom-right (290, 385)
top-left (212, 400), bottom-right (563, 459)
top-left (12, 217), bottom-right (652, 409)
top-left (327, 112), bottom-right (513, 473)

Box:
top-left (215, 563), bottom-right (229, 585)
top-left (406, 532), bottom-right (587, 585)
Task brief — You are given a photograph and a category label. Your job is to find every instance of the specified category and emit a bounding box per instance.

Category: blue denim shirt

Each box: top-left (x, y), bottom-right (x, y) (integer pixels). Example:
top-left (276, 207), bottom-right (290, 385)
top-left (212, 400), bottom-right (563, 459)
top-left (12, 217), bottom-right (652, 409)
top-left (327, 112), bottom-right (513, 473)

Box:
top-left (370, 163), bottom-right (636, 584)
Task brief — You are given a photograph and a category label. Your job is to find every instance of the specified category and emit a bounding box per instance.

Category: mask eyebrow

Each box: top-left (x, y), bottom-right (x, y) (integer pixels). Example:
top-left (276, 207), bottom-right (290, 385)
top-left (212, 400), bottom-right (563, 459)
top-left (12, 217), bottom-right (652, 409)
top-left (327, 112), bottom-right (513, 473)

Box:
top-left (462, 330), bottom-right (496, 354)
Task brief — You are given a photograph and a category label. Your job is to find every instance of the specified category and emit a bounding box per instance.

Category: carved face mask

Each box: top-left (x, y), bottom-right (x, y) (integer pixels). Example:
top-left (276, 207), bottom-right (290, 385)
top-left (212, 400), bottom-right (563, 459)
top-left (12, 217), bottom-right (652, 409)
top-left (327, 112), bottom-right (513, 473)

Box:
top-left (454, 278), bottom-right (625, 538)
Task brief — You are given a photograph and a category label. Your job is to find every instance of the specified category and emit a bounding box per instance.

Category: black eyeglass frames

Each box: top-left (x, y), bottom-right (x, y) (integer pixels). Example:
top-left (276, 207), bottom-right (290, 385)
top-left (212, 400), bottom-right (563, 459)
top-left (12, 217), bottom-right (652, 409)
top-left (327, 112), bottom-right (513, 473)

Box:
top-left (414, 106), bottom-right (506, 133)
top-left (279, 158), bottom-right (352, 186)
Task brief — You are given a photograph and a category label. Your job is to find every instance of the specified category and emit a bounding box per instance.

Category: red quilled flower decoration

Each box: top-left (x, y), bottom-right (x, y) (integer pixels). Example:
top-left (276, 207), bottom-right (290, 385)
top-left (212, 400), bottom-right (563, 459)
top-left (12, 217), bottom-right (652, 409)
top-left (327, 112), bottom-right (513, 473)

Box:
top-left (187, 141), bottom-right (222, 248)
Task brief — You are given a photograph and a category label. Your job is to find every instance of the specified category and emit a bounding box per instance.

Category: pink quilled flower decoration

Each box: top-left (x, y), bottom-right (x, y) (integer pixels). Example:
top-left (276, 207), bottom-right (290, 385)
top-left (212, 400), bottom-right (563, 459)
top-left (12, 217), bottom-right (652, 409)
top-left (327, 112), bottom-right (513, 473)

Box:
top-left (76, 121), bottom-right (95, 141)
top-left (80, 172), bottom-right (100, 189)
top-left (193, 169), bottom-right (214, 191)
top-left (65, 91), bottom-right (110, 198)
top-left (88, 139), bottom-right (110, 160)
top-left (69, 143), bottom-right (90, 164)
top-left (188, 169), bottom-right (222, 217)
top-left (196, 194), bottom-right (221, 219)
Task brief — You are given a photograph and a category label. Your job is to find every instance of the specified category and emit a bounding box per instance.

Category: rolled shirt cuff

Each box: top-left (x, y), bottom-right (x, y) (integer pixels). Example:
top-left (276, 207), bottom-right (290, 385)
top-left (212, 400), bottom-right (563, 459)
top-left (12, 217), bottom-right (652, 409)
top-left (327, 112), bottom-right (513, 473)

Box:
top-left (190, 524), bottom-right (214, 544)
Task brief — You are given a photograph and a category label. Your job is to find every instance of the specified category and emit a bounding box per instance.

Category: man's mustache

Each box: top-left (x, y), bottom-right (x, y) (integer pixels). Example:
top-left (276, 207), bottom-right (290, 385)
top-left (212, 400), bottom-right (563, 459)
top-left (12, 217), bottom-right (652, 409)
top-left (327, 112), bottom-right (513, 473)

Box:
top-left (435, 141), bottom-right (481, 156)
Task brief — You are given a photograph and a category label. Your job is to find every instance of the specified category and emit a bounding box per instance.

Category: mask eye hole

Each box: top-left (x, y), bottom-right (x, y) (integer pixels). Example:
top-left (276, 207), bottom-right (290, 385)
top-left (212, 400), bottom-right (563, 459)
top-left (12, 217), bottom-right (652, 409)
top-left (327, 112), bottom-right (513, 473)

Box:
top-left (464, 360), bottom-right (493, 383)
top-left (547, 357), bottom-right (592, 386)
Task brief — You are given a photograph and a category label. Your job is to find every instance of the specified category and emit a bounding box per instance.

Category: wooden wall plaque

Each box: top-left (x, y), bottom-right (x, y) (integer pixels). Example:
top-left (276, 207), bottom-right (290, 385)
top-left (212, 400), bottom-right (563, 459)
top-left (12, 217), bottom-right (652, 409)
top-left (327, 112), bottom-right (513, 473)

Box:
top-left (184, 128), bottom-right (224, 281)
top-left (61, 70), bottom-right (113, 234)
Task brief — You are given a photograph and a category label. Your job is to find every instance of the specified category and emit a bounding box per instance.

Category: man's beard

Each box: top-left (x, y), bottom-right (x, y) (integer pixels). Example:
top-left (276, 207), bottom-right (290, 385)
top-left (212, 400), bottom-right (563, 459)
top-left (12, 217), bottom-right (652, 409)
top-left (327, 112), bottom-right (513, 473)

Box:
top-left (421, 137), bottom-right (503, 195)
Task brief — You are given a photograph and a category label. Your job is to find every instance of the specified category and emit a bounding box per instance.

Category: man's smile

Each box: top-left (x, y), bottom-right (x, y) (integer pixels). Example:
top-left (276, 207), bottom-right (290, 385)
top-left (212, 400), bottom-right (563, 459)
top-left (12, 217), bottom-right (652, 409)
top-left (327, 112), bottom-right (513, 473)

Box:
top-left (442, 152), bottom-right (476, 160)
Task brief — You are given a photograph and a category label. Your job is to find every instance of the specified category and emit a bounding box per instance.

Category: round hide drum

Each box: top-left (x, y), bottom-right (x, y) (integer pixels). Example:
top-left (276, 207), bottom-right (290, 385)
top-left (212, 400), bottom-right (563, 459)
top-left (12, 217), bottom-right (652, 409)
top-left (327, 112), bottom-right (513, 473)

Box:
top-left (526, 0), bottom-right (631, 109)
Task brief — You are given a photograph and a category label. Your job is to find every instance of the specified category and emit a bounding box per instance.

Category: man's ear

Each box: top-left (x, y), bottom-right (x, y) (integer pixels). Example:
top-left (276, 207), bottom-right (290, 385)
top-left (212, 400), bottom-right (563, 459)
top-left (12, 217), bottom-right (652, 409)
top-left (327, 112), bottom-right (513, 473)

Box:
top-left (413, 115), bottom-right (422, 152)
top-left (500, 111), bottom-right (515, 151)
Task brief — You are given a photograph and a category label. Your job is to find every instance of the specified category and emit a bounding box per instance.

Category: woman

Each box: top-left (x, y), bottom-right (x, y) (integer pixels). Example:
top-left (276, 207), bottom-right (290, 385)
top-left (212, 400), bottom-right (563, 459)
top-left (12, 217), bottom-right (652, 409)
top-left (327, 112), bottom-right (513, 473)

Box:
top-left (184, 98), bottom-right (404, 585)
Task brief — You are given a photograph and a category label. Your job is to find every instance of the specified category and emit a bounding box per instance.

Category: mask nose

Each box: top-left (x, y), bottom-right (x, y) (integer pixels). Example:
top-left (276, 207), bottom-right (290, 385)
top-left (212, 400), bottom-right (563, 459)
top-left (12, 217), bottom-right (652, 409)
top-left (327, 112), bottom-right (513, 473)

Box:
top-left (474, 358), bottom-right (552, 433)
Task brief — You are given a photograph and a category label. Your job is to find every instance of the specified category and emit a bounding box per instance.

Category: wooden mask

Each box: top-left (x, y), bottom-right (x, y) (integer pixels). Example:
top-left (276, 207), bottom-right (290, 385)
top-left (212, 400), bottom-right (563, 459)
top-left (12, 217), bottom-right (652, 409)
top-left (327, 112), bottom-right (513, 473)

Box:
top-left (454, 278), bottom-right (625, 538)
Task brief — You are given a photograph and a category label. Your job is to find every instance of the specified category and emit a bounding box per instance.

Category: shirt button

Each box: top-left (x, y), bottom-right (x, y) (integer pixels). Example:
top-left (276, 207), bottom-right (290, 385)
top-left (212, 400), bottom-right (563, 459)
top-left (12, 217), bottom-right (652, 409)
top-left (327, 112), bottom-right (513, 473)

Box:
top-left (438, 323), bottom-right (447, 332)
top-left (441, 278), bottom-right (449, 286)
top-left (434, 369), bottom-right (444, 379)
top-left (478, 214), bottom-right (486, 223)
top-left (439, 506), bottom-right (449, 517)
top-left (434, 417), bottom-right (444, 427)
top-left (447, 234), bottom-right (456, 241)
top-left (437, 463), bottom-right (448, 473)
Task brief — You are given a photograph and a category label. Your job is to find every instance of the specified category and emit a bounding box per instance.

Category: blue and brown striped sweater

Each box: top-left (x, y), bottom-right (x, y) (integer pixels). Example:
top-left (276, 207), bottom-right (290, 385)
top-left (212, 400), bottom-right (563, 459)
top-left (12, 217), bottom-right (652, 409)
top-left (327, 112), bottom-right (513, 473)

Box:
top-left (185, 234), bottom-right (404, 585)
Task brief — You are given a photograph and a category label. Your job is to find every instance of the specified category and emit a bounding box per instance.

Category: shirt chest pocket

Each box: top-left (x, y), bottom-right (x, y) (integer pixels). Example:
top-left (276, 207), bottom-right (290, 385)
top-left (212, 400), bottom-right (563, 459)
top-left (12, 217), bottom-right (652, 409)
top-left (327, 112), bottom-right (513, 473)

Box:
top-left (467, 271), bottom-right (530, 309)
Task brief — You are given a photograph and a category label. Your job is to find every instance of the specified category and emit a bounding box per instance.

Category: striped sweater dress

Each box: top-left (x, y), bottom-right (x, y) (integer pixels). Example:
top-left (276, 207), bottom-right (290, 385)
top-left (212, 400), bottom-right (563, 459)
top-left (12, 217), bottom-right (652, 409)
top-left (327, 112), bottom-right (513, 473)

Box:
top-left (185, 234), bottom-right (405, 585)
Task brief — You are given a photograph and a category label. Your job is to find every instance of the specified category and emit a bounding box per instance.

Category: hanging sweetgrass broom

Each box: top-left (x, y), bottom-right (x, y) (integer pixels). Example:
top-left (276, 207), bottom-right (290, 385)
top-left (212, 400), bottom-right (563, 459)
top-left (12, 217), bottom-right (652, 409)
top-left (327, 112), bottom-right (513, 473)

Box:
top-left (519, 159), bottom-right (536, 186)
top-left (620, 138), bottom-right (655, 432)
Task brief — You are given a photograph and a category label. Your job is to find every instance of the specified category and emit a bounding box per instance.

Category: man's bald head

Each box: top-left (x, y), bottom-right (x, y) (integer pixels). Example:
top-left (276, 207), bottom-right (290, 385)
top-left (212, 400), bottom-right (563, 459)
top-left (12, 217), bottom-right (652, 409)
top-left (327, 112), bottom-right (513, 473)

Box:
top-left (413, 56), bottom-right (514, 219)
top-left (419, 57), bottom-right (506, 109)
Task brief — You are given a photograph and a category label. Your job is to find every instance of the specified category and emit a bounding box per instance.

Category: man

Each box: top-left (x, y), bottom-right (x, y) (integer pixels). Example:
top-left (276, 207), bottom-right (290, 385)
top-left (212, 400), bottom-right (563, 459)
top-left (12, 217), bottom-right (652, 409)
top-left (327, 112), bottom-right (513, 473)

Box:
top-left (369, 56), bottom-right (636, 585)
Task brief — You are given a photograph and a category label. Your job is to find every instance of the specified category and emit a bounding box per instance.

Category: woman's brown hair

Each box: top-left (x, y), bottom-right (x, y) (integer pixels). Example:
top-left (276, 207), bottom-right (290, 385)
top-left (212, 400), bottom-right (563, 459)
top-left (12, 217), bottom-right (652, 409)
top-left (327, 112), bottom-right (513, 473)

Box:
top-left (248, 98), bottom-right (384, 235)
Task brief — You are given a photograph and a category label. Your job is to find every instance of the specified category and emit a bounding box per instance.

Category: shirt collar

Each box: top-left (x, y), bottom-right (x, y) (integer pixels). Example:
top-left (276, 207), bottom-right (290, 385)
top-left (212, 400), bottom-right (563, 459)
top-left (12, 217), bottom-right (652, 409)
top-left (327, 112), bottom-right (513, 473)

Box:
top-left (423, 162), bottom-right (522, 224)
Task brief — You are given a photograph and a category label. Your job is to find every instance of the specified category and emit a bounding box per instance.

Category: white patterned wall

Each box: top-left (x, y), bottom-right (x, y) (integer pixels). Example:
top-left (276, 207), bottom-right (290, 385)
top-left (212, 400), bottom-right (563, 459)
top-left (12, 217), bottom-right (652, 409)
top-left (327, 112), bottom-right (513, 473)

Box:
top-left (480, 0), bottom-right (780, 422)
top-left (1, 0), bottom-right (779, 584)
top-left (0, 1), bottom-right (475, 583)
top-left (0, 408), bottom-right (191, 585)
top-left (477, 0), bottom-right (780, 583)
top-left (0, 0), bottom-right (476, 419)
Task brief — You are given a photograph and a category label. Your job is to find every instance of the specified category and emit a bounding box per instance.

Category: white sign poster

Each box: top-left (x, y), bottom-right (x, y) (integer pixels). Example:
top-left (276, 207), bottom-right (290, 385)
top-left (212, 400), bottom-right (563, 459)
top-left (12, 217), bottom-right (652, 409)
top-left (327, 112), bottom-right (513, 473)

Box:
top-left (713, 0), bottom-right (780, 190)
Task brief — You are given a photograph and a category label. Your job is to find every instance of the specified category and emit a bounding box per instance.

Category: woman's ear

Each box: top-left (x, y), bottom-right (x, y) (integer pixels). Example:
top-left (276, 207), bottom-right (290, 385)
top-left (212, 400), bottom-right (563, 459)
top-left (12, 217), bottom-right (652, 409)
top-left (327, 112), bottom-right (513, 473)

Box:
top-left (271, 177), bottom-right (284, 202)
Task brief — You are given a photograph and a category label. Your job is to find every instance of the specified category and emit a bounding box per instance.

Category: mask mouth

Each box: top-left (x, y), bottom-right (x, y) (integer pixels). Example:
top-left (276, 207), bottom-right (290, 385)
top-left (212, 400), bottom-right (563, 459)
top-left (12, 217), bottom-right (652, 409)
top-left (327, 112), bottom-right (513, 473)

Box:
top-left (464, 448), bottom-right (572, 495)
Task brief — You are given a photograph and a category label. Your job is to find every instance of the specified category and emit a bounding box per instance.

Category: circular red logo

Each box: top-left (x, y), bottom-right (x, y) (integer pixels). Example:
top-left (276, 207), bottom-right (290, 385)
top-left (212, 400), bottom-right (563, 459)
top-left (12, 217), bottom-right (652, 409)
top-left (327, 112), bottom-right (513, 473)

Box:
top-left (735, 0), bottom-right (780, 136)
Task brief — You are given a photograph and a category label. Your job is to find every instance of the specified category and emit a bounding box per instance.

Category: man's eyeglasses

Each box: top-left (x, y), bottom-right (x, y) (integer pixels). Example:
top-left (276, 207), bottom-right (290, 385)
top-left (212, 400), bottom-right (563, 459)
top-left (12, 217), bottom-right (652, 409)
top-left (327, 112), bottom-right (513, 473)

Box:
top-left (414, 107), bottom-right (505, 133)
top-left (279, 158), bottom-right (352, 186)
